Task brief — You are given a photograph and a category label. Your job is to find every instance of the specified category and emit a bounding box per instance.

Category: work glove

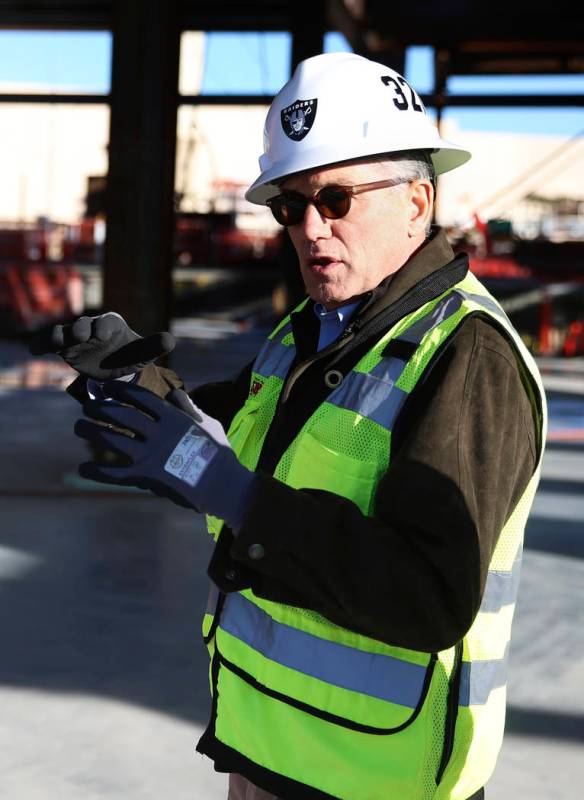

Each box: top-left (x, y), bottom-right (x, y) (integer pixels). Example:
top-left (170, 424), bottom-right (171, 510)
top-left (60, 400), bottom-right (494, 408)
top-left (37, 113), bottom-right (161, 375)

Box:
top-left (74, 381), bottom-right (257, 527)
top-left (29, 312), bottom-right (175, 380)
top-left (167, 388), bottom-right (231, 449)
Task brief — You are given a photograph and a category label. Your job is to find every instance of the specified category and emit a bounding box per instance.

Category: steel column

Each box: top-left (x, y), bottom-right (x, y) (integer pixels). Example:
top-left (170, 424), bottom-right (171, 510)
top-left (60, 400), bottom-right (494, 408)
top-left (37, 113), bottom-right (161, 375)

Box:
top-left (103, 0), bottom-right (180, 332)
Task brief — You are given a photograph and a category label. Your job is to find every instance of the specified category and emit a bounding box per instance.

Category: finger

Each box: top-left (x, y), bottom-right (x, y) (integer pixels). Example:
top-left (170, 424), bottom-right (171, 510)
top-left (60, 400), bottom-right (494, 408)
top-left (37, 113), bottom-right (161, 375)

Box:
top-left (100, 381), bottom-right (166, 418)
top-left (168, 389), bottom-right (202, 422)
top-left (79, 461), bottom-right (134, 485)
top-left (82, 399), bottom-right (157, 439)
top-left (155, 331), bottom-right (175, 356)
top-left (101, 331), bottom-right (175, 370)
top-left (70, 316), bottom-right (93, 344)
top-left (93, 312), bottom-right (136, 342)
top-left (74, 418), bottom-right (144, 461)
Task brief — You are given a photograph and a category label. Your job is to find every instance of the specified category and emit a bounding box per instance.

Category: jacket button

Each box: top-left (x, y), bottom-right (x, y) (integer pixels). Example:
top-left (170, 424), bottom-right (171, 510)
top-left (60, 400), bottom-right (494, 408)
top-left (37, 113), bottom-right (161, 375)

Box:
top-left (324, 369), bottom-right (343, 388)
top-left (225, 568), bottom-right (238, 581)
top-left (248, 543), bottom-right (265, 560)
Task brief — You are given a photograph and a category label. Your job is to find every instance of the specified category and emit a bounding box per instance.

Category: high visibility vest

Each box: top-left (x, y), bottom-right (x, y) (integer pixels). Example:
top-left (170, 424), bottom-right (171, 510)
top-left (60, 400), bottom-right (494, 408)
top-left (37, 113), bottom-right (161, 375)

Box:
top-left (203, 271), bottom-right (547, 800)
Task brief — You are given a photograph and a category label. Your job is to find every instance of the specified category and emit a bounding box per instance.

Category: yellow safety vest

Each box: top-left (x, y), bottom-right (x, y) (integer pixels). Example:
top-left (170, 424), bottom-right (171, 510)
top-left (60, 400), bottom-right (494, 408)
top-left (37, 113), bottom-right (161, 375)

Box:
top-left (203, 271), bottom-right (547, 800)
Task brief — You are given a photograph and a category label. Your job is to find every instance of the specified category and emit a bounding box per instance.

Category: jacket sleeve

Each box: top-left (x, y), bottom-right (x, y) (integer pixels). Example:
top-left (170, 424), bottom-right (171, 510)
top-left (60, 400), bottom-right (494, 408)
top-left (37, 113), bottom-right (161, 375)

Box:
top-left (221, 317), bottom-right (538, 652)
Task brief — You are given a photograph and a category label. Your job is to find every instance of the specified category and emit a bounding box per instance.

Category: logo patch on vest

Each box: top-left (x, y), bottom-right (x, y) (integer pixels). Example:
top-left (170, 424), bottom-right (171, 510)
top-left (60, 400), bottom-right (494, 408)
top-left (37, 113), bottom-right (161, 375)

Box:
top-left (250, 379), bottom-right (264, 397)
top-left (281, 99), bottom-right (317, 141)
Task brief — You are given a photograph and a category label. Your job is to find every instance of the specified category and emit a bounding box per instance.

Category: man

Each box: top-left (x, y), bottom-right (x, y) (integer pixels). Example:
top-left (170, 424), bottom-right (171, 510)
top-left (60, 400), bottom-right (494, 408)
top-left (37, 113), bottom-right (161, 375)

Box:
top-left (37, 53), bottom-right (546, 800)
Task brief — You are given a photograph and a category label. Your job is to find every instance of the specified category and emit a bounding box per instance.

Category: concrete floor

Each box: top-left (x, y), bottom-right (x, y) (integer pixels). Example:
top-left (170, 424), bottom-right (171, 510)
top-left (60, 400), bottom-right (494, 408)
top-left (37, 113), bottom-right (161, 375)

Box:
top-left (0, 331), bottom-right (582, 800)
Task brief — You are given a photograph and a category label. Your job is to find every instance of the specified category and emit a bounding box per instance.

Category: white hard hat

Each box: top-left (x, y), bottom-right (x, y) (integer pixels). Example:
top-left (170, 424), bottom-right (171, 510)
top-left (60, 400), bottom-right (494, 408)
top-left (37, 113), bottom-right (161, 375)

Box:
top-left (245, 52), bottom-right (471, 205)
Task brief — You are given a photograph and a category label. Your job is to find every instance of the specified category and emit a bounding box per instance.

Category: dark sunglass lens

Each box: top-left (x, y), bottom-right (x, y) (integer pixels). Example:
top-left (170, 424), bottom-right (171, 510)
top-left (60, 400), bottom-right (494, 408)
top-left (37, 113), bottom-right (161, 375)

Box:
top-left (267, 198), bottom-right (287, 225)
top-left (316, 187), bottom-right (351, 219)
top-left (269, 194), bottom-right (306, 226)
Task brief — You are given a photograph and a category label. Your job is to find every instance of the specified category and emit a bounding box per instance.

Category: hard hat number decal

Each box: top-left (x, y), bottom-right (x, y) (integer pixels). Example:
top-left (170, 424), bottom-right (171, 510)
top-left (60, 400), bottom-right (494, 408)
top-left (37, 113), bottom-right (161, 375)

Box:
top-left (381, 76), bottom-right (424, 113)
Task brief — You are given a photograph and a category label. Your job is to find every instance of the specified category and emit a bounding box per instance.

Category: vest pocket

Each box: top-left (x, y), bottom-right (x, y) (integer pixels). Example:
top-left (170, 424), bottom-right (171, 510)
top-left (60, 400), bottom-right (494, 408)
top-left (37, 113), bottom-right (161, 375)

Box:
top-left (217, 646), bottom-right (437, 735)
top-left (283, 430), bottom-right (380, 515)
top-left (216, 592), bottom-right (437, 734)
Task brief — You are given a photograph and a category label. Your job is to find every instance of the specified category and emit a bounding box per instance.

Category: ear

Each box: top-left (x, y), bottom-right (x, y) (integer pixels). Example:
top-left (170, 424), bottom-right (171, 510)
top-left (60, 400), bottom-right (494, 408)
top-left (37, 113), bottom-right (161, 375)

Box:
top-left (407, 180), bottom-right (433, 238)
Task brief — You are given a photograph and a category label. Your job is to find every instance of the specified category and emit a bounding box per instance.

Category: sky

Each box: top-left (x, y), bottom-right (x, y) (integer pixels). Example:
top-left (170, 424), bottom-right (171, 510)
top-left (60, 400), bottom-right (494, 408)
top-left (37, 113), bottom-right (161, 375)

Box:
top-left (0, 29), bottom-right (582, 137)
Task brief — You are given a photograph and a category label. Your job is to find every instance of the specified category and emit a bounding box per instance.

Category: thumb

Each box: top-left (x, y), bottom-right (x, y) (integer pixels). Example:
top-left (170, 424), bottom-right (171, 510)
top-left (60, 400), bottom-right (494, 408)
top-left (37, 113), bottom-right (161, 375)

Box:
top-left (100, 331), bottom-right (176, 370)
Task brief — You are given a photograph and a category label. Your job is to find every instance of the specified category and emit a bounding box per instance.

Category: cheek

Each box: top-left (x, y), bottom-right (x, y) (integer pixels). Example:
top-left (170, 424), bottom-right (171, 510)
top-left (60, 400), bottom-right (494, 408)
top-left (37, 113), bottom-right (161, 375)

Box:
top-left (287, 229), bottom-right (302, 256)
top-left (340, 217), bottom-right (389, 263)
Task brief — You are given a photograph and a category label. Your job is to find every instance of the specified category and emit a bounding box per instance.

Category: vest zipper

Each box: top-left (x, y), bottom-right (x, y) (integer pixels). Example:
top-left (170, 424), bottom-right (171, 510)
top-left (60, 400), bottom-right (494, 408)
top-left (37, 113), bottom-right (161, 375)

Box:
top-left (436, 640), bottom-right (463, 786)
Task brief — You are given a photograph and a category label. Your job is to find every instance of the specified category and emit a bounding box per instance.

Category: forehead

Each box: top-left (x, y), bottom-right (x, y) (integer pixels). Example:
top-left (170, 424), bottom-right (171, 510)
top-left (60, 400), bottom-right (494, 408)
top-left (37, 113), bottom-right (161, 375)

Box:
top-left (280, 159), bottom-right (393, 193)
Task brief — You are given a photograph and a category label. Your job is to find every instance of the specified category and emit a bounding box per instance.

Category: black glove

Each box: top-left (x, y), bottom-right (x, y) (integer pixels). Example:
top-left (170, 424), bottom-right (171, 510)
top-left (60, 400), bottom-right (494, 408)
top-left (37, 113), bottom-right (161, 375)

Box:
top-left (29, 312), bottom-right (175, 380)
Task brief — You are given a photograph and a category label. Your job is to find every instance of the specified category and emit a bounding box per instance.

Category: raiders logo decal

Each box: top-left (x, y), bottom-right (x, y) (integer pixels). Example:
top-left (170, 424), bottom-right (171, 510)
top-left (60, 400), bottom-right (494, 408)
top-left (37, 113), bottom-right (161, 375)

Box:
top-left (281, 98), bottom-right (317, 141)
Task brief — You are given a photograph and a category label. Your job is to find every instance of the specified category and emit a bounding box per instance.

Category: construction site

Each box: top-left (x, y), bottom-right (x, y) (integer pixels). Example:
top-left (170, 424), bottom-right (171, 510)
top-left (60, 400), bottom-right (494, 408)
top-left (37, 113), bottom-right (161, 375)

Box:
top-left (0, 2), bottom-right (582, 799)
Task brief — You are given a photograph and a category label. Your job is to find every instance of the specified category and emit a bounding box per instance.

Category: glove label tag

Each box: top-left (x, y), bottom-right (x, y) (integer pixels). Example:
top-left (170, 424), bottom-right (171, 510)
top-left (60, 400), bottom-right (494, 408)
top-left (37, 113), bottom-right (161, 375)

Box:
top-left (164, 426), bottom-right (217, 487)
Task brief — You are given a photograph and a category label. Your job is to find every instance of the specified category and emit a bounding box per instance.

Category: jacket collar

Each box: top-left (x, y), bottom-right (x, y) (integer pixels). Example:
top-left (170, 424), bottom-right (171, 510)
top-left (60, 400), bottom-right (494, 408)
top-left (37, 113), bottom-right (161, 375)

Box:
top-left (290, 228), bottom-right (467, 357)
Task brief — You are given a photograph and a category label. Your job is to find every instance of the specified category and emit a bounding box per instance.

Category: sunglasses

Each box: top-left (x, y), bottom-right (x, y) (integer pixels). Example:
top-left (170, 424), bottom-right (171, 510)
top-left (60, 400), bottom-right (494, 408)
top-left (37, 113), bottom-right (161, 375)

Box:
top-left (266, 177), bottom-right (413, 226)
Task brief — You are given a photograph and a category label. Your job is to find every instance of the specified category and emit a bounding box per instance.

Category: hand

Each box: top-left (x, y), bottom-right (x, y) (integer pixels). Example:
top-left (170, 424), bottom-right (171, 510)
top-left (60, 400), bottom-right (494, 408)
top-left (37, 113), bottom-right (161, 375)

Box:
top-left (74, 381), bottom-right (256, 526)
top-left (29, 312), bottom-right (175, 380)
top-left (167, 388), bottom-right (231, 448)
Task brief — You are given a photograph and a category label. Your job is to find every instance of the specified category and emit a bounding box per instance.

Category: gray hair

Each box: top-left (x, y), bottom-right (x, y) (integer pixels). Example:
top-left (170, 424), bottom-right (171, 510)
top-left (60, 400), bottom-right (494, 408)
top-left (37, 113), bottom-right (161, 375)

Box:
top-left (369, 150), bottom-right (436, 186)
top-left (368, 150), bottom-right (436, 236)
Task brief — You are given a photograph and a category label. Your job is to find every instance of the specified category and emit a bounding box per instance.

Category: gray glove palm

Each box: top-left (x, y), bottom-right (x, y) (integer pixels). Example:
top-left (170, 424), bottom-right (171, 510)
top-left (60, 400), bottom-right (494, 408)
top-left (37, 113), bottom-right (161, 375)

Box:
top-left (29, 312), bottom-right (175, 380)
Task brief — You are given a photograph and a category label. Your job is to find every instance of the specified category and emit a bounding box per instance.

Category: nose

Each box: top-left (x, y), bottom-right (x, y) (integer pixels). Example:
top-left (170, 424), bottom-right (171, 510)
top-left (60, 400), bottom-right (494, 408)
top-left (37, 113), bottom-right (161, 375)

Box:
top-left (299, 201), bottom-right (332, 242)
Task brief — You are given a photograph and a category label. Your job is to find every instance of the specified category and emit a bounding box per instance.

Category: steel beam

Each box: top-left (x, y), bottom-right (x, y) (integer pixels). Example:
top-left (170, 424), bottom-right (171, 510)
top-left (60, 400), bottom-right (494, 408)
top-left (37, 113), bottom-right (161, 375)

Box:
top-left (423, 94), bottom-right (584, 108)
top-left (290, 0), bottom-right (325, 70)
top-left (0, 93), bottom-right (109, 103)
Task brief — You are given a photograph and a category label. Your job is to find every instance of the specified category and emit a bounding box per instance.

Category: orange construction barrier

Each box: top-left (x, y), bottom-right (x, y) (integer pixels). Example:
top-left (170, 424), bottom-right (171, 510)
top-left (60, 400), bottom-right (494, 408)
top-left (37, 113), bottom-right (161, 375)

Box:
top-left (563, 321), bottom-right (584, 357)
top-left (538, 292), bottom-right (553, 356)
top-left (0, 262), bottom-right (84, 331)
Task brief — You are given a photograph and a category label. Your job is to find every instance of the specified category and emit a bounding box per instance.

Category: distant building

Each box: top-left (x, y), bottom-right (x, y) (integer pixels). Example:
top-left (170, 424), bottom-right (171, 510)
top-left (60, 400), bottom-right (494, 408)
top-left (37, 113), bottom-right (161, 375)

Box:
top-left (436, 121), bottom-right (584, 237)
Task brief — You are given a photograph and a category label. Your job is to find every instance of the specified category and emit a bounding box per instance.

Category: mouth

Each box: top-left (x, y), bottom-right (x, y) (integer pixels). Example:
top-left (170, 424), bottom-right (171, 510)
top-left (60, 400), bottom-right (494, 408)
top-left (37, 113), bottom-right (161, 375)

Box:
top-left (307, 256), bottom-right (343, 272)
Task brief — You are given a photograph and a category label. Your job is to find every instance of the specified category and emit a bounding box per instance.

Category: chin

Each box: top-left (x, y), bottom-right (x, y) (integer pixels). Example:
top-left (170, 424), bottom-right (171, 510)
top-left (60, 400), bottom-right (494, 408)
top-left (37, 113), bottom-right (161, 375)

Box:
top-left (316, 292), bottom-right (354, 311)
top-left (311, 286), bottom-right (340, 307)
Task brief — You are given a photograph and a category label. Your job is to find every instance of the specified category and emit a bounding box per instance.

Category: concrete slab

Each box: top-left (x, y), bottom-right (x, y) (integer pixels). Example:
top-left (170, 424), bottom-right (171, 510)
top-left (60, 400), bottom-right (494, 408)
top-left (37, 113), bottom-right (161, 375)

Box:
top-left (0, 336), bottom-right (582, 799)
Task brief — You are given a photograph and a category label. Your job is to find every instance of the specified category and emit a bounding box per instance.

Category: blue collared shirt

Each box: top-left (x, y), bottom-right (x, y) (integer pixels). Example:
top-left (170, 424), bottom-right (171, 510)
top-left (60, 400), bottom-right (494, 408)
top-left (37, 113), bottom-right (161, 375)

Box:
top-left (314, 299), bottom-right (361, 351)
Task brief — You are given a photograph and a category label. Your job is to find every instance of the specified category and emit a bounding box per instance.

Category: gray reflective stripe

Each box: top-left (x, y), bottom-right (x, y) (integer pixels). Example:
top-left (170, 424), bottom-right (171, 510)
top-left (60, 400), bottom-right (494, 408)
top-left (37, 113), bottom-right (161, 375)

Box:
top-left (330, 371), bottom-right (409, 430)
top-left (274, 320), bottom-right (293, 340)
top-left (479, 558), bottom-right (522, 613)
top-left (220, 592), bottom-right (429, 708)
top-left (254, 338), bottom-right (296, 380)
top-left (205, 583), bottom-right (220, 615)
top-left (459, 645), bottom-right (509, 706)
top-left (369, 354), bottom-right (410, 382)
top-left (455, 290), bottom-right (509, 323)
top-left (327, 292), bottom-right (463, 427)
top-left (398, 293), bottom-right (463, 344)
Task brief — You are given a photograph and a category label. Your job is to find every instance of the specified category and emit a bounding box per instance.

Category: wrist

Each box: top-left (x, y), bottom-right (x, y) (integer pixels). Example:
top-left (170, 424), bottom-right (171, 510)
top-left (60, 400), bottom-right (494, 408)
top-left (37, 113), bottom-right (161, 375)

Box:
top-left (196, 449), bottom-right (259, 529)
